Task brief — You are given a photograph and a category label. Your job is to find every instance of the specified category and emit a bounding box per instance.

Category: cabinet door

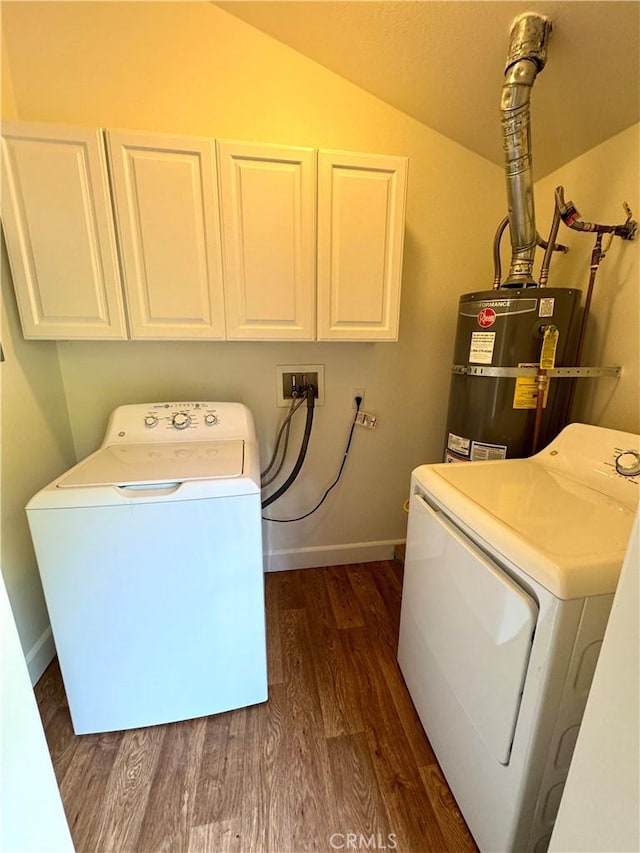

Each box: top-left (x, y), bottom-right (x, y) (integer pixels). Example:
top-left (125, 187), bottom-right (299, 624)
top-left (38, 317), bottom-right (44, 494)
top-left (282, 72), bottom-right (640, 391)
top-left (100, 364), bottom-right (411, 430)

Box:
top-left (217, 141), bottom-right (316, 341)
top-left (107, 131), bottom-right (225, 340)
top-left (1, 121), bottom-right (127, 340)
top-left (317, 150), bottom-right (408, 341)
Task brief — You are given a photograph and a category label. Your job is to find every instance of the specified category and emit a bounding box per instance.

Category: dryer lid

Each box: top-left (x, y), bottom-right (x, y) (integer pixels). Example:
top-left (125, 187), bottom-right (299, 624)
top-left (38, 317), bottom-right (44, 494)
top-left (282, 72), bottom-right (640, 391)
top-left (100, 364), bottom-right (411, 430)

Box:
top-left (413, 460), bottom-right (636, 599)
top-left (57, 440), bottom-right (244, 488)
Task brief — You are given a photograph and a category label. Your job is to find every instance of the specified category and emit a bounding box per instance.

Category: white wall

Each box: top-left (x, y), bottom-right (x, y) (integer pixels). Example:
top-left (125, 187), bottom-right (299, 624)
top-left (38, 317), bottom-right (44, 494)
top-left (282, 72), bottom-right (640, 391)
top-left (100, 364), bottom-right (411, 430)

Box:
top-left (0, 571), bottom-right (74, 852)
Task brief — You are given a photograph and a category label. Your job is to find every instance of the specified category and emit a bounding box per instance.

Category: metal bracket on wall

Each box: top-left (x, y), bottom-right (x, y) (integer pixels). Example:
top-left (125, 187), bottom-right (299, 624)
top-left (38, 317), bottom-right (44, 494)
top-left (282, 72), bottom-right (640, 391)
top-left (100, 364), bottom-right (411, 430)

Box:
top-left (451, 365), bottom-right (622, 378)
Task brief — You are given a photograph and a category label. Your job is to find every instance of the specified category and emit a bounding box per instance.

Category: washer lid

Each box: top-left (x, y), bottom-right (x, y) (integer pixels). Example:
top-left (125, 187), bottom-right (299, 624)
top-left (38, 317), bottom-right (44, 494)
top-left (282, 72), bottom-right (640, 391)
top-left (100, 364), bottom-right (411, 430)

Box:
top-left (413, 460), bottom-right (637, 599)
top-left (57, 440), bottom-right (244, 488)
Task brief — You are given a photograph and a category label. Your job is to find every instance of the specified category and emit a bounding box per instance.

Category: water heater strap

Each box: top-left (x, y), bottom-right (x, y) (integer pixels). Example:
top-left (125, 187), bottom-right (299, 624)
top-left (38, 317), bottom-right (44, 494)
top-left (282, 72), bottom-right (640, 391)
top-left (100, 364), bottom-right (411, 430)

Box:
top-left (451, 365), bottom-right (622, 378)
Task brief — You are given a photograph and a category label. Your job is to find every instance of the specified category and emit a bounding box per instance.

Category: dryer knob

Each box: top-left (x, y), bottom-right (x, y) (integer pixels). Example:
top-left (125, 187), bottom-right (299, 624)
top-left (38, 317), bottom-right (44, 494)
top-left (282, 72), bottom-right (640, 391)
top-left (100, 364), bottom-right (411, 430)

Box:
top-left (615, 450), bottom-right (640, 477)
top-left (172, 412), bottom-right (191, 430)
top-left (144, 415), bottom-right (158, 428)
top-left (204, 414), bottom-right (218, 426)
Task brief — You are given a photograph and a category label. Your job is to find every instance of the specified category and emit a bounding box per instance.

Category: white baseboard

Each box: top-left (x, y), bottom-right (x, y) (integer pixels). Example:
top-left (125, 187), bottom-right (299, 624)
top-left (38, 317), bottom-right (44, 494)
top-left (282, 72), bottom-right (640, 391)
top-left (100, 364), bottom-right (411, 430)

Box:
top-left (26, 626), bottom-right (56, 686)
top-left (264, 539), bottom-right (402, 572)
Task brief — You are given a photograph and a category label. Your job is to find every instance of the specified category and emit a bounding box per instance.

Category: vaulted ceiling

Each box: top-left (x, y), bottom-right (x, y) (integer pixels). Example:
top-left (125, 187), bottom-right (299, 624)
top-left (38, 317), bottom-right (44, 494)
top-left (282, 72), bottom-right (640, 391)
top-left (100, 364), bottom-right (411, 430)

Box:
top-left (216, 1), bottom-right (640, 178)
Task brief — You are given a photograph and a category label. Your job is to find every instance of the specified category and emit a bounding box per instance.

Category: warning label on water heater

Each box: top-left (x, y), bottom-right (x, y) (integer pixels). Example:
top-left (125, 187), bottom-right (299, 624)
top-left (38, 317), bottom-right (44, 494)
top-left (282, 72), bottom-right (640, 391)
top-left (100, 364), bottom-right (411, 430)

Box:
top-left (539, 298), bottom-right (555, 318)
top-left (447, 433), bottom-right (471, 456)
top-left (469, 331), bottom-right (496, 364)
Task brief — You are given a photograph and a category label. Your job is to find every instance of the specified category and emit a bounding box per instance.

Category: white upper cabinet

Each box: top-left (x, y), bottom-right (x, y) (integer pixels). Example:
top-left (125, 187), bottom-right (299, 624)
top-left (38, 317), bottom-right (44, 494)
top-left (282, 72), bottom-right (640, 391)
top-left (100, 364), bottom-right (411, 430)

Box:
top-left (217, 141), bottom-right (316, 341)
top-left (317, 150), bottom-right (408, 341)
top-left (1, 121), bottom-right (127, 339)
top-left (2, 121), bottom-right (408, 343)
top-left (106, 130), bottom-right (225, 340)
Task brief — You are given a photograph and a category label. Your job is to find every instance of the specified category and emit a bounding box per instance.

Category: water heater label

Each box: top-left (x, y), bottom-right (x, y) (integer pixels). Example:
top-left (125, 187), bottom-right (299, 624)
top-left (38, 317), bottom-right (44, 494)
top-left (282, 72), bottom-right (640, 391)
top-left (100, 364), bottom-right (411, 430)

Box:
top-left (539, 298), bottom-right (555, 317)
top-left (447, 432), bottom-right (471, 456)
top-left (469, 331), bottom-right (496, 364)
top-left (470, 441), bottom-right (507, 461)
top-left (513, 362), bottom-right (550, 409)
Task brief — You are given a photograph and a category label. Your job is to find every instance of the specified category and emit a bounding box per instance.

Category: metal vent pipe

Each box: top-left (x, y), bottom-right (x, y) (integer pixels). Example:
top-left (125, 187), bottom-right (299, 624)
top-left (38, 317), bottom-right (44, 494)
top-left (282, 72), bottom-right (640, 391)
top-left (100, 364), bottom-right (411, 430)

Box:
top-left (500, 12), bottom-right (552, 288)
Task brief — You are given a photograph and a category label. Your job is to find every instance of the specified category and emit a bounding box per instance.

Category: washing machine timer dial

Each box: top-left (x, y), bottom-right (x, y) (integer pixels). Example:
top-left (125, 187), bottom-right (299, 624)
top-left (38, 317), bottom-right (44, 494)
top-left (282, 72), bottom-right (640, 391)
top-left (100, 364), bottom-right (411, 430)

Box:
top-left (172, 412), bottom-right (191, 430)
top-left (615, 450), bottom-right (640, 477)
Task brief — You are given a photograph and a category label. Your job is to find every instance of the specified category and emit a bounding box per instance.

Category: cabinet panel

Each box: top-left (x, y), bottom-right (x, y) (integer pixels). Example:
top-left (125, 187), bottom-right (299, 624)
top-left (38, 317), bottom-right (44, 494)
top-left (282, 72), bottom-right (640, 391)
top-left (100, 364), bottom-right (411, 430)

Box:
top-left (217, 141), bottom-right (316, 341)
top-left (107, 131), bottom-right (225, 340)
top-left (1, 121), bottom-right (127, 339)
top-left (317, 151), bottom-right (408, 341)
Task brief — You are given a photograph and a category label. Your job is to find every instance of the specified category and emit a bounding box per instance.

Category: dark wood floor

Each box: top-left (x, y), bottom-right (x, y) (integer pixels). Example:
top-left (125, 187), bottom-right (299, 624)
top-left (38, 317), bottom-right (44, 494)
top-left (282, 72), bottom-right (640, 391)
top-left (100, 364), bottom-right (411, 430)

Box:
top-left (35, 561), bottom-right (477, 853)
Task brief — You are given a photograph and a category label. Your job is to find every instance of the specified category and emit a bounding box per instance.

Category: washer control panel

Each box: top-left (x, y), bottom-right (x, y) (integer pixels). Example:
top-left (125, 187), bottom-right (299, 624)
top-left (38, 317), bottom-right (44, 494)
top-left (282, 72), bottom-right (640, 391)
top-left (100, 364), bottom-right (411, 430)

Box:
top-left (102, 402), bottom-right (253, 444)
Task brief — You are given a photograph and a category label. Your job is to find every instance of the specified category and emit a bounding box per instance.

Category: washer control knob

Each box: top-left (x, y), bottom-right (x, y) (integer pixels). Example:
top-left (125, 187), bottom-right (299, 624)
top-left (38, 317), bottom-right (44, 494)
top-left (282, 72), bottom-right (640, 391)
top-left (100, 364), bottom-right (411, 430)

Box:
top-left (204, 413), bottom-right (218, 426)
top-left (172, 412), bottom-right (191, 430)
top-left (144, 415), bottom-right (158, 428)
top-left (615, 450), bottom-right (640, 477)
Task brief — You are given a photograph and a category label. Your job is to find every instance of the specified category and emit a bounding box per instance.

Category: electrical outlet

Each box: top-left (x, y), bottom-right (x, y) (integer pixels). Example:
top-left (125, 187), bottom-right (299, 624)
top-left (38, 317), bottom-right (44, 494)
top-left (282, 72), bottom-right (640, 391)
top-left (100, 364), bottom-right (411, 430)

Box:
top-left (355, 411), bottom-right (378, 429)
top-left (276, 364), bottom-right (325, 407)
top-left (352, 388), bottom-right (365, 408)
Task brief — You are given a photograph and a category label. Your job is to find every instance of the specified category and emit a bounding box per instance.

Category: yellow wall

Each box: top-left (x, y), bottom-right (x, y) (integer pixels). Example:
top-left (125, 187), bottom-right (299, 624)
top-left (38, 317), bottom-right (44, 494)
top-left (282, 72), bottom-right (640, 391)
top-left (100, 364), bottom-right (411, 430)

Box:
top-left (1, 21), bottom-right (76, 675)
top-left (536, 124), bottom-right (639, 434)
top-left (1, 29), bottom-right (17, 119)
top-left (1, 244), bottom-right (75, 676)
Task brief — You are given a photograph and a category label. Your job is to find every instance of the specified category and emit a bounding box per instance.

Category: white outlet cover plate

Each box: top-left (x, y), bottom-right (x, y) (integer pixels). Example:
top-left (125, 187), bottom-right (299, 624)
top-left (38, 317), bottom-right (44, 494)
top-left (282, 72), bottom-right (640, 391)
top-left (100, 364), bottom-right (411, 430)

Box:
top-left (276, 364), bottom-right (325, 407)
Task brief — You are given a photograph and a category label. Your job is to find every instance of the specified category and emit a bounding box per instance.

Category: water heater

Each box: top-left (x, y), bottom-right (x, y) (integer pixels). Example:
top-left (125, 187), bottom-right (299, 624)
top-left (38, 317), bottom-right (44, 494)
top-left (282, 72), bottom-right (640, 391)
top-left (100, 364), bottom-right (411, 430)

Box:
top-left (444, 287), bottom-right (580, 461)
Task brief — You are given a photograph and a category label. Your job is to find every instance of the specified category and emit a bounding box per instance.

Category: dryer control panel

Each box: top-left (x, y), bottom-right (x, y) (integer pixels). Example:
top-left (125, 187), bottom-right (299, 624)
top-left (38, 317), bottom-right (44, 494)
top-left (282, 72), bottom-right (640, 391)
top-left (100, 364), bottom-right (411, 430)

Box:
top-left (102, 402), bottom-right (255, 445)
top-left (615, 449), bottom-right (640, 478)
top-left (536, 423), bottom-right (639, 507)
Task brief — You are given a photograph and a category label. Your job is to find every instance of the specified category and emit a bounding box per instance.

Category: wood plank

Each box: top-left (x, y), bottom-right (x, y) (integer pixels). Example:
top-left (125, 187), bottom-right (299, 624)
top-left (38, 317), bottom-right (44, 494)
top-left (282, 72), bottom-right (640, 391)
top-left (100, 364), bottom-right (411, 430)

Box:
top-left (301, 568), bottom-right (365, 737)
top-left (269, 607), bottom-right (336, 852)
top-left (269, 567), bottom-right (306, 610)
top-left (39, 706), bottom-right (81, 788)
top-left (420, 763), bottom-right (479, 852)
top-left (347, 563), bottom-right (398, 651)
top-left (91, 725), bottom-right (166, 852)
top-left (188, 816), bottom-right (244, 853)
top-left (193, 709), bottom-right (246, 827)
top-left (34, 658), bottom-right (68, 728)
top-left (371, 559), bottom-right (404, 634)
top-left (136, 716), bottom-right (207, 852)
top-left (241, 682), bottom-right (286, 852)
top-left (58, 732), bottom-right (123, 853)
top-left (342, 626), bottom-right (449, 852)
top-left (264, 571), bottom-right (283, 685)
top-left (324, 564), bottom-right (365, 629)
top-left (326, 731), bottom-right (394, 844)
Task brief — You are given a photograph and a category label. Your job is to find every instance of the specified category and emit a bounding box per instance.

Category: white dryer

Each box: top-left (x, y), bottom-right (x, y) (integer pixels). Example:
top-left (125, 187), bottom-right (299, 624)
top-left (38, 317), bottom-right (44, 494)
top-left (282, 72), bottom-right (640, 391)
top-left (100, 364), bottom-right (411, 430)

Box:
top-left (27, 402), bottom-right (267, 735)
top-left (398, 423), bottom-right (639, 853)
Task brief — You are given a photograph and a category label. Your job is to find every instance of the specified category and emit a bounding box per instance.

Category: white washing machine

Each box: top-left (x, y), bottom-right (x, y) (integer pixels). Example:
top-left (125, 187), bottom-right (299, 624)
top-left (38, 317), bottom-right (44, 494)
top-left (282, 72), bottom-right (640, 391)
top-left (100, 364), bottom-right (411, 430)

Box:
top-left (27, 401), bottom-right (267, 735)
top-left (398, 423), bottom-right (639, 853)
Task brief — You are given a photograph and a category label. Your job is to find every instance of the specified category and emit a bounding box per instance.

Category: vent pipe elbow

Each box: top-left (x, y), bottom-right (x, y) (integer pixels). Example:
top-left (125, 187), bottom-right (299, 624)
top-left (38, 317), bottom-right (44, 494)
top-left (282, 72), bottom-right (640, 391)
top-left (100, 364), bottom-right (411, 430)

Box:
top-left (500, 13), bottom-right (552, 288)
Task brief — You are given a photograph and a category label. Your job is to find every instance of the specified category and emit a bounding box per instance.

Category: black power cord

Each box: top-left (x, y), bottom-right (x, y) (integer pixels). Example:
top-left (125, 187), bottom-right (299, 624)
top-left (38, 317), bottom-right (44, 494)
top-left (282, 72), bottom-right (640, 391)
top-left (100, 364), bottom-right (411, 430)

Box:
top-left (262, 395), bottom-right (362, 523)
